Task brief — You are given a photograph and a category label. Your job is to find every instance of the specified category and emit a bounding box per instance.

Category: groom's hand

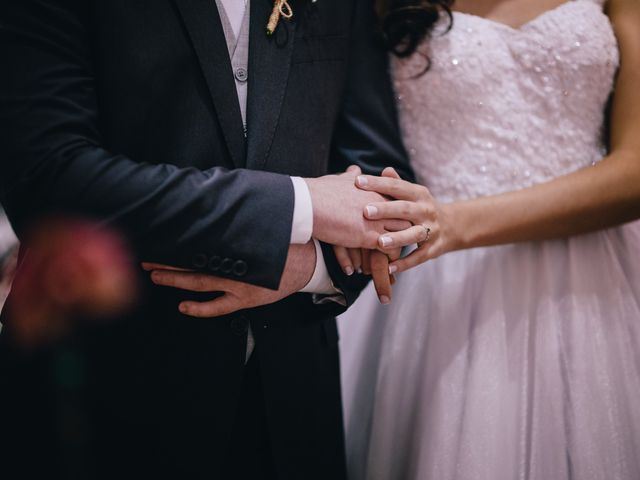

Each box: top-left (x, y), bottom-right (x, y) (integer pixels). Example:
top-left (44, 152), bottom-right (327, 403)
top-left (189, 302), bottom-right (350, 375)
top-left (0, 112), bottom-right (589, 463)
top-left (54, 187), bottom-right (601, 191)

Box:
top-left (143, 242), bottom-right (316, 317)
top-left (305, 167), bottom-right (411, 249)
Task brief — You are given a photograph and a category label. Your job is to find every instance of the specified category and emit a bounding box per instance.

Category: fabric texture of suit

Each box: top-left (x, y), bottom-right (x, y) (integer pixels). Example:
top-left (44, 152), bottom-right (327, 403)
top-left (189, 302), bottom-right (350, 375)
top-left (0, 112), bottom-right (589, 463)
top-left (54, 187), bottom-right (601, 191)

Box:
top-left (0, 0), bottom-right (413, 478)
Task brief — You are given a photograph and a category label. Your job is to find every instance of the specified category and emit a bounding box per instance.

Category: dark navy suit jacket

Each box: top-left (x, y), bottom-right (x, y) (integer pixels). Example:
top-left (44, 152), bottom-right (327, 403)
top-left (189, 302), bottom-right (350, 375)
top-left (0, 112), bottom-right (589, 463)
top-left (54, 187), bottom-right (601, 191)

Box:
top-left (0, 0), bottom-right (414, 478)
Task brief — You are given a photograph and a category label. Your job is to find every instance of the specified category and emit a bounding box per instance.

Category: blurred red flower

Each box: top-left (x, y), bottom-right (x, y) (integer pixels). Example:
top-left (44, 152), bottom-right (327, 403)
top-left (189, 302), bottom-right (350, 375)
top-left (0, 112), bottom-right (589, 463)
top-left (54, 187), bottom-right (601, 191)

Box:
top-left (5, 218), bottom-right (138, 347)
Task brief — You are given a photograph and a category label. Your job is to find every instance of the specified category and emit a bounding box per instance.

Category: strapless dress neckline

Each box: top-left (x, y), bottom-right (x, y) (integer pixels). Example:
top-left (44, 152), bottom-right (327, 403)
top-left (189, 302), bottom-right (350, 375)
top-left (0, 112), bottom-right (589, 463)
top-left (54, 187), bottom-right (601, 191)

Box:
top-left (452, 0), bottom-right (577, 32)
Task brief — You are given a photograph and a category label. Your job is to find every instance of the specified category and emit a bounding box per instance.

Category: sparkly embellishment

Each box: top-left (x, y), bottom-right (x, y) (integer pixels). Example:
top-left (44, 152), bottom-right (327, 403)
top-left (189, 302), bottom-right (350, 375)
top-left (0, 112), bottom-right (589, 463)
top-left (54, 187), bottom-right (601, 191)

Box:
top-left (390, 2), bottom-right (619, 203)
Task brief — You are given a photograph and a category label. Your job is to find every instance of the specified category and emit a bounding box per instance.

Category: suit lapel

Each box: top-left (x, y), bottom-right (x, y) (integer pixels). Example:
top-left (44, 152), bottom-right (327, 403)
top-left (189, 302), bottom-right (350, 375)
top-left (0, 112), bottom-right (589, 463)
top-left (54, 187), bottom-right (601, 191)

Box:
top-left (174, 0), bottom-right (246, 168)
top-left (246, 0), bottom-right (299, 170)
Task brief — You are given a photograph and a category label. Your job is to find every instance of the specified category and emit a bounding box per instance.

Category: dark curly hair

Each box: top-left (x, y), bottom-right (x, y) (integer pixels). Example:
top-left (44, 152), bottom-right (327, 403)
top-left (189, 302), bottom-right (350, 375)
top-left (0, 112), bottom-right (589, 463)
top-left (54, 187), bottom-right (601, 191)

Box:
top-left (377, 0), bottom-right (454, 58)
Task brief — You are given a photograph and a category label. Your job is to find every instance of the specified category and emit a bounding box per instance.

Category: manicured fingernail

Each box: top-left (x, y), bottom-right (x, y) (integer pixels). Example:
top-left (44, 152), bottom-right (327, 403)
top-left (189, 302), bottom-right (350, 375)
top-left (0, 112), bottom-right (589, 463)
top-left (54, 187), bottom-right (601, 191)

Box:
top-left (345, 266), bottom-right (354, 276)
top-left (365, 205), bottom-right (378, 218)
top-left (380, 236), bottom-right (393, 248)
top-left (379, 295), bottom-right (391, 305)
top-left (357, 268), bottom-right (363, 274)
top-left (179, 303), bottom-right (188, 313)
top-left (389, 265), bottom-right (398, 274)
top-left (151, 272), bottom-right (160, 282)
top-left (357, 176), bottom-right (368, 187)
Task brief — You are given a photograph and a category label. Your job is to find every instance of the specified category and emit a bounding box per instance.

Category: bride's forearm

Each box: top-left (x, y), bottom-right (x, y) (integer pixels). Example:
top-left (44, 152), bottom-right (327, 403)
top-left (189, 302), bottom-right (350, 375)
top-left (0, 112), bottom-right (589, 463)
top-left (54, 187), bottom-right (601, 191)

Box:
top-left (449, 150), bottom-right (640, 250)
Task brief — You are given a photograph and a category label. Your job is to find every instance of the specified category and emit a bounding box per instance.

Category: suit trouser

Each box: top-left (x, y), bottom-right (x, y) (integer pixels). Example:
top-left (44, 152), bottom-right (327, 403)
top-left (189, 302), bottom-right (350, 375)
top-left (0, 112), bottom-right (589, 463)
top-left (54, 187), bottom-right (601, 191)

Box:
top-left (223, 351), bottom-right (277, 480)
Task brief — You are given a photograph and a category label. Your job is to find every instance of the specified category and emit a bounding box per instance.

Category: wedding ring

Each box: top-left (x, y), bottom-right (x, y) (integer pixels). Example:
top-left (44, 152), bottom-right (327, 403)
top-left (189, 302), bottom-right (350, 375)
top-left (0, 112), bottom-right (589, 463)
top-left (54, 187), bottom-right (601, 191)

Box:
top-left (419, 224), bottom-right (431, 244)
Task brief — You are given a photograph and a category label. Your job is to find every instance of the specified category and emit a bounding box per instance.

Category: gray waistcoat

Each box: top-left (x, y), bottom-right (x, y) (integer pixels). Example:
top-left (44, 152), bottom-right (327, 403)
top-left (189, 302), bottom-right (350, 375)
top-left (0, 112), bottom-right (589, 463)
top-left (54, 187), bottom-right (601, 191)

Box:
top-left (215, 0), bottom-right (254, 360)
top-left (215, 0), bottom-right (250, 130)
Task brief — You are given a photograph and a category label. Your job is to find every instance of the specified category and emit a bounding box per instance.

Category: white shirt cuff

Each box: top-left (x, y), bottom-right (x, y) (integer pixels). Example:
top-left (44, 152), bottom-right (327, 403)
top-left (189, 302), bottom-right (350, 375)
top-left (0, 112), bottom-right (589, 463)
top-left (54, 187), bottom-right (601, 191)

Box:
top-left (300, 239), bottom-right (341, 296)
top-left (290, 177), bottom-right (313, 244)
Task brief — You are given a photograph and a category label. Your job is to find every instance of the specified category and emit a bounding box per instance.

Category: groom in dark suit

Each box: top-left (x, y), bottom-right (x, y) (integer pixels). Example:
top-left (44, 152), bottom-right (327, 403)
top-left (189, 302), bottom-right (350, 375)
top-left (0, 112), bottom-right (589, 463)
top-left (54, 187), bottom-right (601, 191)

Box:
top-left (0, 0), bottom-right (412, 478)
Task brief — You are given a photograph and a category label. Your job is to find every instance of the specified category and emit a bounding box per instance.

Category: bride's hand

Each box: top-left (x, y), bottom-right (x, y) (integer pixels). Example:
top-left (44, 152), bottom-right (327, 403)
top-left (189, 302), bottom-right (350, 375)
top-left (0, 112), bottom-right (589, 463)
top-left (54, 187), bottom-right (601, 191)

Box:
top-left (355, 167), bottom-right (458, 274)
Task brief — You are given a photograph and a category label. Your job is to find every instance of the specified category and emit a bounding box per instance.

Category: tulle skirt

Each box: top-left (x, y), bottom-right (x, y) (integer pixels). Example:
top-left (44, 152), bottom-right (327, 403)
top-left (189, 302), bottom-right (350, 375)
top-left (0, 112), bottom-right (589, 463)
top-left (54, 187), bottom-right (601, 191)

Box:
top-left (339, 222), bottom-right (640, 480)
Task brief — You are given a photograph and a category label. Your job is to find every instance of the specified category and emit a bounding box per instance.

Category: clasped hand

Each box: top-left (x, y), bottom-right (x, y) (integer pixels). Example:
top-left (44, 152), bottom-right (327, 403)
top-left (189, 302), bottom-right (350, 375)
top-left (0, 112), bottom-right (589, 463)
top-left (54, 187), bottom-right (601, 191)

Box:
top-left (146, 166), bottom-right (455, 317)
top-left (333, 166), bottom-right (456, 303)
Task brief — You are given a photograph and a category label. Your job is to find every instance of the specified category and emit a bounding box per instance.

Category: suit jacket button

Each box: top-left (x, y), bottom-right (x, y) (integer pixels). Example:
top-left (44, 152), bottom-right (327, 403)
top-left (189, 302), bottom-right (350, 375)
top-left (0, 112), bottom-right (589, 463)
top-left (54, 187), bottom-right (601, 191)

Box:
top-left (209, 256), bottom-right (222, 272)
top-left (230, 315), bottom-right (249, 336)
top-left (192, 253), bottom-right (208, 269)
top-left (220, 258), bottom-right (234, 274)
top-left (233, 260), bottom-right (248, 277)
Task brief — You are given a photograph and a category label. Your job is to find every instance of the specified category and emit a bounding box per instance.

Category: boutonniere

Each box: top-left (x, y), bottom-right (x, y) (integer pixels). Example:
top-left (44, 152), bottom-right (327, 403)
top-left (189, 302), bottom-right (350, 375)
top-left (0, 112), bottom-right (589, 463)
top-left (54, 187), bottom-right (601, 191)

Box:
top-left (267, 0), bottom-right (318, 35)
top-left (266, 0), bottom-right (293, 35)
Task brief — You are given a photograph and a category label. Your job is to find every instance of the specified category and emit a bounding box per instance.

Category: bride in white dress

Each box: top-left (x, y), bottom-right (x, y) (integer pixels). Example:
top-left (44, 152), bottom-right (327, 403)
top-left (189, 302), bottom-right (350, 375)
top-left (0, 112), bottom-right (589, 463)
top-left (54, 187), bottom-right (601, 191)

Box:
top-left (338, 0), bottom-right (640, 479)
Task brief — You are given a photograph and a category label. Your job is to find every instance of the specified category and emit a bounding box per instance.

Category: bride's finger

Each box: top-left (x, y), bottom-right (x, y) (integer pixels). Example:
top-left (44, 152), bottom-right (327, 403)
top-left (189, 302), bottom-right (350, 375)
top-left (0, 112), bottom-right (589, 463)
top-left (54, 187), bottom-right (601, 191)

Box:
top-left (356, 175), bottom-right (424, 201)
top-left (346, 165), bottom-right (362, 174)
top-left (382, 219), bottom-right (413, 232)
top-left (334, 246), bottom-right (355, 276)
top-left (365, 200), bottom-right (428, 224)
top-left (378, 225), bottom-right (432, 249)
top-left (388, 245), bottom-right (432, 274)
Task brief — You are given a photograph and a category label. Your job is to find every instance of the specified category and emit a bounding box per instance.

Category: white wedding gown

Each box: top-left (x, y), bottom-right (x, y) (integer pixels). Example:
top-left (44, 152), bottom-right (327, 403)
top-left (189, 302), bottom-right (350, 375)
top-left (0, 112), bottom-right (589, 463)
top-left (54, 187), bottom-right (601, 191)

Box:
top-left (339, 1), bottom-right (640, 479)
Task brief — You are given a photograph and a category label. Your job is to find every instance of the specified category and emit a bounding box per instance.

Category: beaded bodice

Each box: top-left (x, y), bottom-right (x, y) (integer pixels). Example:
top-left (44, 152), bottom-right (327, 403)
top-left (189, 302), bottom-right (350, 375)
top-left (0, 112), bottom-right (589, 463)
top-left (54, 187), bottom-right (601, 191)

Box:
top-left (392, 0), bottom-right (619, 202)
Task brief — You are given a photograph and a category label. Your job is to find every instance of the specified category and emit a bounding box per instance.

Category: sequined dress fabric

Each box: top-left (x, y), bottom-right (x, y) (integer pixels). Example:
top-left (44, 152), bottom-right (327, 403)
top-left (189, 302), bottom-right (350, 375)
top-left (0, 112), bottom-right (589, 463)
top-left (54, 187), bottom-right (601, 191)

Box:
top-left (339, 1), bottom-right (640, 479)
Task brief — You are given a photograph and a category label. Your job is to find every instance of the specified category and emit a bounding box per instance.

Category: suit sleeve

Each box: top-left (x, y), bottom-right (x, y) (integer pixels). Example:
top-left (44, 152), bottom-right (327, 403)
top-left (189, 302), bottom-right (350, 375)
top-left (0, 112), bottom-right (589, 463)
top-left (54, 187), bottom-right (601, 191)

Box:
top-left (321, 0), bottom-right (416, 311)
top-left (0, 0), bottom-right (293, 290)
